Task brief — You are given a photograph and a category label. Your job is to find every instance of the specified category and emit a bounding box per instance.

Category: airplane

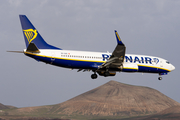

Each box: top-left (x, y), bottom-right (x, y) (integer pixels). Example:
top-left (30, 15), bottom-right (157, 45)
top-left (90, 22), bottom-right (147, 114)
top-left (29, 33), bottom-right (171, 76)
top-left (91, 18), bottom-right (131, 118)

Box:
top-left (9, 15), bottom-right (175, 80)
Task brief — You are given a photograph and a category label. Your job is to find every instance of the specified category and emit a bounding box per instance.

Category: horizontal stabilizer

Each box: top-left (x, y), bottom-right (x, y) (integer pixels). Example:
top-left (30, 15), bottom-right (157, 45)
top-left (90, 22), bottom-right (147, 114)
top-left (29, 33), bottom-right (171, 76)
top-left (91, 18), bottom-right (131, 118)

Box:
top-left (7, 51), bottom-right (24, 53)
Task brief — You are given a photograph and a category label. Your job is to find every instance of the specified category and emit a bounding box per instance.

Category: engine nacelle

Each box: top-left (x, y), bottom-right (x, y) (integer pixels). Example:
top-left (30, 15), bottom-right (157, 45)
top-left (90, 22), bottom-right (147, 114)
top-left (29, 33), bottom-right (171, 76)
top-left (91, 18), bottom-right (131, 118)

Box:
top-left (97, 71), bottom-right (116, 76)
top-left (122, 63), bottom-right (138, 72)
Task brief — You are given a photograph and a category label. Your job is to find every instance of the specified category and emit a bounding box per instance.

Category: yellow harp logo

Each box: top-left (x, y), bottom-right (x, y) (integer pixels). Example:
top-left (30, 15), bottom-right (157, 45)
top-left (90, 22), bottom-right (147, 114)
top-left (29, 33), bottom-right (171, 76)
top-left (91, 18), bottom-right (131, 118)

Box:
top-left (23, 29), bottom-right (38, 44)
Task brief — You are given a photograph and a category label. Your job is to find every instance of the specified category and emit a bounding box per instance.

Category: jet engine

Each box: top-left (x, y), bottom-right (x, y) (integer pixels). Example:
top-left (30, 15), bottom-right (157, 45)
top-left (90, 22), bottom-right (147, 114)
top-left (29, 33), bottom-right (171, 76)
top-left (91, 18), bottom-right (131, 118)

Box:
top-left (97, 71), bottom-right (116, 76)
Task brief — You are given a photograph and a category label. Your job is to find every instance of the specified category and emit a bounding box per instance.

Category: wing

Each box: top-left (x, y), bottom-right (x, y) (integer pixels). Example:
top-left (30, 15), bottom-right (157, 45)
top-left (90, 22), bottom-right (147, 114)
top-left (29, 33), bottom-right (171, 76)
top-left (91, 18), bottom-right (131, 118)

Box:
top-left (99, 30), bottom-right (126, 69)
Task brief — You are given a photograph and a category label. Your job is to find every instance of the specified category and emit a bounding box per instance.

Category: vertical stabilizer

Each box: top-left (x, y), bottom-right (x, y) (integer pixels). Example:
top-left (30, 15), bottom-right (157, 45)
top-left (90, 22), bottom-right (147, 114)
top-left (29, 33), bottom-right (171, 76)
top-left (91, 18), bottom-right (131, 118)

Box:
top-left (19, 15), bottom-right (61, 49)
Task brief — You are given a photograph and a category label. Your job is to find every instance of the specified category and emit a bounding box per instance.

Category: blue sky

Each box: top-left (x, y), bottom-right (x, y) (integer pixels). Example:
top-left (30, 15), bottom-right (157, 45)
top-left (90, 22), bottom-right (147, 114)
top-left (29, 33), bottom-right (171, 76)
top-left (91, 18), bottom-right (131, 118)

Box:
top-left (1, 0), bottom-right (180, 108)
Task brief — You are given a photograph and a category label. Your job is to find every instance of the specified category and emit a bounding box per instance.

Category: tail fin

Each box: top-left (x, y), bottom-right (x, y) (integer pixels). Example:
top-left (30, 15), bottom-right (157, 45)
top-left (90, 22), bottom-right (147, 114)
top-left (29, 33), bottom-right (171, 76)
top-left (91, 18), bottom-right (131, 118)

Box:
top-left (19, 15), bottom-right (61, 50)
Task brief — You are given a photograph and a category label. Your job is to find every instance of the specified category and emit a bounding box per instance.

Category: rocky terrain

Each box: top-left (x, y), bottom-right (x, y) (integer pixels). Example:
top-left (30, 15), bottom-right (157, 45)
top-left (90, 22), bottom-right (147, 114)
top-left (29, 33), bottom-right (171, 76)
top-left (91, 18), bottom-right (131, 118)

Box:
top-left (0, 80), bottom-right (180, 120)
top-left (0, 103), bottom-right (10, 110)
top-left (123, 106), bottom-right (180, 120)
top-left (49, 80), bottom-right (180, 116)
top-left (0, 103), bottom-right (16, 110)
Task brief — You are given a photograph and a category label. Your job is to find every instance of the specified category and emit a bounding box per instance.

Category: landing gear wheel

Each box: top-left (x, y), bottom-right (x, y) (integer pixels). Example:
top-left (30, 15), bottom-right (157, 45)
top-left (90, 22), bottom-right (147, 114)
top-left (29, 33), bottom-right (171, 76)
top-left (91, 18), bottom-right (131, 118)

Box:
top-left (158, 77), bottom-right (162, 80)
top-left (91, 74), bottom-right (98, 79)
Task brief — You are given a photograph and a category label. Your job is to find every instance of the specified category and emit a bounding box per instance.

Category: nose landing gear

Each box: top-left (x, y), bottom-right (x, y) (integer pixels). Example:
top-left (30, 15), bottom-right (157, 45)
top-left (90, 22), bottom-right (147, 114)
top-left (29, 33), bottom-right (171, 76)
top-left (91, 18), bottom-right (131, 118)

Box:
top-left (158, 76), bottom-right (162, 80)
top-left (158, 73), bottom-right (163, 80)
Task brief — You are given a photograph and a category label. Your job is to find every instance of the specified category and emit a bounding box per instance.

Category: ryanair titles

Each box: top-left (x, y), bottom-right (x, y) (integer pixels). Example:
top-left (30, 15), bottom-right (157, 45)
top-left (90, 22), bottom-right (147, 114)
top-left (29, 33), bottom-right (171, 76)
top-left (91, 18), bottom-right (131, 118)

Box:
top-left (102, 54), bottom-right (159, 64)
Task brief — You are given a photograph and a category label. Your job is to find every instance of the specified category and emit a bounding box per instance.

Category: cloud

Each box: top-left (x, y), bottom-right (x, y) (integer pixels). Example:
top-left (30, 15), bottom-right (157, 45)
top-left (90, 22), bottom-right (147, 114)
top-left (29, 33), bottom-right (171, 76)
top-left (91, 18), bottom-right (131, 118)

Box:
top-left (7, 0), bottom-right (23, 7)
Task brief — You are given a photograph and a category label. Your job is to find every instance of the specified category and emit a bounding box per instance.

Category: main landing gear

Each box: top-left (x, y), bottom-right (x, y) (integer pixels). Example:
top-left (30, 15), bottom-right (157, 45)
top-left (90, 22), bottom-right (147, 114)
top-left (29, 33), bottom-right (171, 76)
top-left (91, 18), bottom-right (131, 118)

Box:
top-left (104, 71), bottom-right (110, 77)
top-left (91, 73), bottom-right (98, 79)
top-left (91, 70), bottom-right (111, 79)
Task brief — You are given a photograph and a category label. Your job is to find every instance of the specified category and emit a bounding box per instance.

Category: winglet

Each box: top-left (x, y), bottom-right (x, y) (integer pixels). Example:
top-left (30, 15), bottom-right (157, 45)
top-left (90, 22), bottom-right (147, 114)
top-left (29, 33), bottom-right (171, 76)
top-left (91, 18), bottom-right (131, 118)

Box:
top-left (115, 30), bottom-right (124, 46)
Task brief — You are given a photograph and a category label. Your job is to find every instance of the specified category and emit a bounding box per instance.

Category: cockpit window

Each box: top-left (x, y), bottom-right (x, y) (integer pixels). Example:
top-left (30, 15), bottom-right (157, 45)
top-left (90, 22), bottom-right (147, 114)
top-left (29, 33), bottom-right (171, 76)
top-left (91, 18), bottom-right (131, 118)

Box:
top-left (166, 61), bottom-right (170, 64)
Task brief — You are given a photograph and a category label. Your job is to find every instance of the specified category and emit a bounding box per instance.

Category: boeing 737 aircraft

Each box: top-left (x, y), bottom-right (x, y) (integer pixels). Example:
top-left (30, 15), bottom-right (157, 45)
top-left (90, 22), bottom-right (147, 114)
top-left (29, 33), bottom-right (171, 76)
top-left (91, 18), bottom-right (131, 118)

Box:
top-left (9, 15), bottom-right (175, 80)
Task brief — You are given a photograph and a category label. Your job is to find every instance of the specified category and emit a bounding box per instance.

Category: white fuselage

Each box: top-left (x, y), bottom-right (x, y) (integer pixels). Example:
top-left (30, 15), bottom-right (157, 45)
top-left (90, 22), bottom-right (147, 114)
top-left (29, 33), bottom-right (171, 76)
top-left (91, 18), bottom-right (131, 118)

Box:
top-left (24, 49), bottom-right (175, 73)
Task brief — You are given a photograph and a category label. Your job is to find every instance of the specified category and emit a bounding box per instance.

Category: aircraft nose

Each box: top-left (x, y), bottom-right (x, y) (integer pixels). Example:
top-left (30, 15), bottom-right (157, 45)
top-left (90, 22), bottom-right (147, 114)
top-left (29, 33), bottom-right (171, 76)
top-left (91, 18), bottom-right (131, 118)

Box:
top-left (171, 64), bottom-right (175, 71)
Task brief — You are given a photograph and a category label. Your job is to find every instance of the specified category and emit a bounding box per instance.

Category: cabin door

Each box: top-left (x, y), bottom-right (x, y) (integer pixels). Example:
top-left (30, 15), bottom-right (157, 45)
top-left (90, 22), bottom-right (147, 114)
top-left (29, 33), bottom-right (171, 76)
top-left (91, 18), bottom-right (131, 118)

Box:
top-left (51, 52), bottom-right (56, 64)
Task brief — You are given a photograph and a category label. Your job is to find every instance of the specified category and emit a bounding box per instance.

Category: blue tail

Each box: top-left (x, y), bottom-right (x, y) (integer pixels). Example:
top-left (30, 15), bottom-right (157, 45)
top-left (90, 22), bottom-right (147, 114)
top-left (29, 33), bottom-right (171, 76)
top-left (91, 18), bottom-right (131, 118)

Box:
top-left (19, 15), bottom-right (61, 50)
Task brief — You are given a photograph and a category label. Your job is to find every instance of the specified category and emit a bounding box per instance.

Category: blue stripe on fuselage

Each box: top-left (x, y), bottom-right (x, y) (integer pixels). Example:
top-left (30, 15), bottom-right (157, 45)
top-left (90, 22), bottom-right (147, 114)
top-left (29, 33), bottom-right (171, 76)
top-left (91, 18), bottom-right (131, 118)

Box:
top-left (25, 52), bottom-right (170, 73)
top-left (138, 65), bottom-right (170, 73)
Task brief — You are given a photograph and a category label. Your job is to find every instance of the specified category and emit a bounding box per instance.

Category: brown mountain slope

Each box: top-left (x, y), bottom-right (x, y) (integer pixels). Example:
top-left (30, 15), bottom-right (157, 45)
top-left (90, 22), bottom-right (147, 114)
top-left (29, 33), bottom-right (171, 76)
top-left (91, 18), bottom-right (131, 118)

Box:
top-left (0, 103), bottom-right (16, 110)
top-left (157, 105), bottom-right (180, 115)
top-left (0, 103), bottom-right (9, 110)
top-left (150, 106), bottom-right (180, 120)
top-left (3, 80), bottom-right (180, 119)
top-left (49, 80), bottom-right (180, 116)
top-left (125, 106), bottom-right (180, 120)
top-left (151, 106), bottom-right (180, 120)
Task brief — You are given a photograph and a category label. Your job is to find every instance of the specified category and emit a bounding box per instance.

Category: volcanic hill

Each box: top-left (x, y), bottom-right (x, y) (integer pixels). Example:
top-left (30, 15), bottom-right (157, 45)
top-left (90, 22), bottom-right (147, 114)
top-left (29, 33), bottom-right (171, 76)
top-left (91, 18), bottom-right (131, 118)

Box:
top-left (125, 106), bottom-right (180, 120)
top-left (49, 80), bottom-right (180, 116)
top-left (0, 103), bottom-right (16, 110)
top-left (0, 103), bottom-right (9, 110)
top-left (150, 106), bottom-right (180, 119)
top-left (1, 80), bottom-right (180, 119)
